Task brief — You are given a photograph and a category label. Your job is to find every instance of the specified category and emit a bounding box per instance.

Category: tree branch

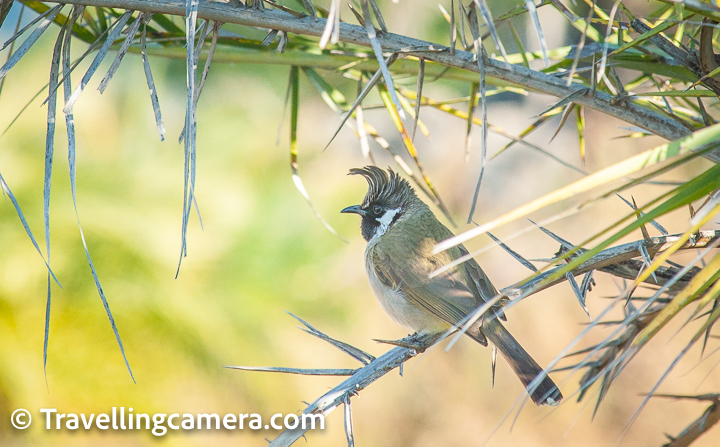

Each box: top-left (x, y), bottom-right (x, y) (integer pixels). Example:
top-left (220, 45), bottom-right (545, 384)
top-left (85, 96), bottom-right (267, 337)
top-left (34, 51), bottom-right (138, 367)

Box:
top-left (35, 0), bottom-right (701, 145)
top-left (504, 229), bottom-right (720, 298)
top-left (229, 230), bottom-right (720, 446)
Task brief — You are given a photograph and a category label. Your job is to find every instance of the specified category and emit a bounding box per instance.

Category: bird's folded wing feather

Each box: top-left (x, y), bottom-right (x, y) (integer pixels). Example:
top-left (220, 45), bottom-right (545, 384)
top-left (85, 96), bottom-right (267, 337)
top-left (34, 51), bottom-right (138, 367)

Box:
top-left (370, 241), bottom-right (479, 328)
top-left (457, 245), bottom-right (506, 321)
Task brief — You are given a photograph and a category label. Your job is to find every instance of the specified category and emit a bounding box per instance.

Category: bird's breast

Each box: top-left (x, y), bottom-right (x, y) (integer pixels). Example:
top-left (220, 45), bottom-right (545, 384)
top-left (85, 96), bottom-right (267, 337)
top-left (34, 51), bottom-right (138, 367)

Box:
top-left (364, 243), bottom-right (450, 333)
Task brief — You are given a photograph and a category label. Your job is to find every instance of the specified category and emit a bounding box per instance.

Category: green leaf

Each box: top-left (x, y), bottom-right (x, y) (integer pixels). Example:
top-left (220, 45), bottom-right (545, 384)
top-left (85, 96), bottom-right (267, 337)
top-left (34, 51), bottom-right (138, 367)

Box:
top-left (434, 123), bottom-right (720, 254)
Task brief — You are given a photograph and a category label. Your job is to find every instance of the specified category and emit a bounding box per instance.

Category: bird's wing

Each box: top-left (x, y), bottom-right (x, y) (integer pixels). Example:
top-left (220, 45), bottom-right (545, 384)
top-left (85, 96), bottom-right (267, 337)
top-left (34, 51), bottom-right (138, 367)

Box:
top-left (457, 245), bottom-right (506, 321)
top-left (370, 239), bottom-right (479, 327)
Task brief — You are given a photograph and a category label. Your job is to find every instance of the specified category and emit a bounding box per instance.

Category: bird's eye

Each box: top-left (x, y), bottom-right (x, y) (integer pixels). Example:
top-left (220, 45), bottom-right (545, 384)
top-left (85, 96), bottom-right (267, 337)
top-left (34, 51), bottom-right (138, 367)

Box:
top-left (372, 205), bottom-right (383, 215)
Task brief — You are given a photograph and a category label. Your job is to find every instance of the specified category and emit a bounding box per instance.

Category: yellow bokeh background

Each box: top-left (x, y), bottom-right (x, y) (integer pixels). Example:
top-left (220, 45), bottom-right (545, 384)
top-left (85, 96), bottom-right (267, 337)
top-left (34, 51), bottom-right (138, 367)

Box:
top-left (1, 1), bottom-right (719, 446)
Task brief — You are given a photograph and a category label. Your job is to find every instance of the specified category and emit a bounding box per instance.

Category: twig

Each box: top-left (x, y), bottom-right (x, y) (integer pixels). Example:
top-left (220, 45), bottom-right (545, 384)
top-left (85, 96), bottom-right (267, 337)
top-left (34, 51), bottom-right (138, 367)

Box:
top-left (33, 0), bottom-right (697, 145)
top-left (657, 394), bottom-right (720, 447)
top-left (504, 230), bottom-right (720, 299)
top-left (228, 230), bottom-right (720, 446)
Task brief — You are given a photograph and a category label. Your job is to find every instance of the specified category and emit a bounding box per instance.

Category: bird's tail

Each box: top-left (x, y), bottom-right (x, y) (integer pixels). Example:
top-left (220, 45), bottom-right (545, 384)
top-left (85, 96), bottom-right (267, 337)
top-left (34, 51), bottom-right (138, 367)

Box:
top-left (468, 318), bottom-right (562, 406)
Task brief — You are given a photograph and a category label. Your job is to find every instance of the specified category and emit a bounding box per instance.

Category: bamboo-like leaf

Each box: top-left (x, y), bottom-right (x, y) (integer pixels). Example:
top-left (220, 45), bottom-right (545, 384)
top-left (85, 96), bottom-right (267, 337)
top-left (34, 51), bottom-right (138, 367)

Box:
top-left (140, 13), bottom-right (166, 141)
top-left (62, 10), bottom-right (133, 113)
top-left (0, 4), bottom-right (63, 82)
top-left (177, 0), bottom-right (200, 275)
top-left (323, 53), bottom-right (397, 150)
top-left (566, 3), bottom-right (595, 87)
top-left (449, 0), bottom-right (457, 55)
top-left (508, 21), bottom-right (529, 68)
top-left (42, 14), bottom-right (68, 378)
top-left (360, 0), bottom-right (404, 122)
top-left (633, 90), bottom-right (718, 98)
top-left (11, 1), bottom-right (96, 44)
top-left (376, 82), bottom-right (455, 226)
top-left (492, 109), bottom-right (563, 160)
top-left (525, 0), bottom-right (548, 66)
top-left (1, 3), bottom-right (49, 51)
top-left (576, 105), bottom-right (586, 164)
top-left (623, 264), bottom-right (720, 435)
top-left (302, 66), bottom-right (348, 111)
top-left (473, 0), bottom-right (507, 61)
top-left (434, 123), bottom-right (720, 254)
top-left (95, 6), bottom-right (108, 32)
top-left (457, 0), bottom-right (469, 50)
top-left (466, 4), bottom-right (487, 224)
top-left (303, 67), bottom-right (374, 159)
top-left (465, 82), bottom-right (478, 162)
top-left (62, 5), bottom-right (134, 383)
top-left (412, 58), bottom-right (425, 142)
top-left (434, 147), bottom-right (719, 282)
top-left (0, 183), bottom-right (61, 289)
top-left (319, 0), bottom-right (340, 48)
top-left (288, 67), bottom-right (347, 242)
top-left (596, 1), bottom-right (621, 85)
top-left (179, 19), bottom-right (215, 143)
top-left (633, 202), bottom-right (720, 291)
top-left (609, 18), bottom-right (677, 59)
top-left (400, 88), bottom-right (585, 175)
top-left (152, 13), bottom-right (183, 33)
top-left (0, 5), bottom-right (24, 99)
top-left (537, 164), bottom-right (720, 295)
top-left (396, 94), bottom-right (429, 138)
top-left (98, 12), bottom-right (142, 93)
top-left (672, 3), bottom-right (686, 45)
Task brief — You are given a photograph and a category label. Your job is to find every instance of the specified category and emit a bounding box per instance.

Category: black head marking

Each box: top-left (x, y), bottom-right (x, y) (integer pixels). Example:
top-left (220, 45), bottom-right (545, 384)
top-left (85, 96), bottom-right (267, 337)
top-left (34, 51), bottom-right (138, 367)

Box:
top-left (348, 166), bottom-right (416, 210)
top-left (347, 166), bottom-right (417, 241)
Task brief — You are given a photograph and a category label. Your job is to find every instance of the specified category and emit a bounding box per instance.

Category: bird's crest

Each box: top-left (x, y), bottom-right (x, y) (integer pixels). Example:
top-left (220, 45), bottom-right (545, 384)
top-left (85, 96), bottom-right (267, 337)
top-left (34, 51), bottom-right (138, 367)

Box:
top-left (348, 166), bottom-right (415, 208)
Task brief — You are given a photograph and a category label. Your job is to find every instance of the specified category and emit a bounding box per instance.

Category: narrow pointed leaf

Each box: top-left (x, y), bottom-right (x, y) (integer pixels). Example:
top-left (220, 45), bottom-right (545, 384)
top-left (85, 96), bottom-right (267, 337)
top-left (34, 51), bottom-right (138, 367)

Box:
top-left (435, 123), bottom-right (720, 254)
top-left (62, 5), bottom-right (134, 382)
top-left (0, 5), bottom-right (63, 82)
top-left (62, 10), bottom-right (133, 113)
top-left (525, 0), bottom-right (548, 66)
top-left (288, 67), bottom-right (347, 242)
top-left (140, 14), bottom-right (166, 141)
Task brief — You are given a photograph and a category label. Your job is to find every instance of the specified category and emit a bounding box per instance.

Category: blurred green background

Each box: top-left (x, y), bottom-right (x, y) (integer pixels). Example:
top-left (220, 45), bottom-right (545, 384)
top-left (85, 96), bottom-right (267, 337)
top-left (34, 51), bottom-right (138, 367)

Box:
top-left (1, 1), bottom-right (719, 446)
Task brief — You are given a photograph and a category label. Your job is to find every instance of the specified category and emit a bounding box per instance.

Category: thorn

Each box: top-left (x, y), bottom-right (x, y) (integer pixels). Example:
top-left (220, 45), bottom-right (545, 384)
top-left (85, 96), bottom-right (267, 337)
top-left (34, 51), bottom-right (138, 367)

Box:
top-left (491, 345), bottom-right (497, 388)
top-left (631, 196), bottom-right (653, 243)
top-left (373, 337), bottom-right (427, 351)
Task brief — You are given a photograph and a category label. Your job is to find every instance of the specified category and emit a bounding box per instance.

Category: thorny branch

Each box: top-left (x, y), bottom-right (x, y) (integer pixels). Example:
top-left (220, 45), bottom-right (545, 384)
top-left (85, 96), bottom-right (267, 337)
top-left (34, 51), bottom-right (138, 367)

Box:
top-left (228, 230), bottom-right (720, 447)
top-left (659, 394), bottom-right (720, 447)
top-left (30, 0), bottom-right (706, 147)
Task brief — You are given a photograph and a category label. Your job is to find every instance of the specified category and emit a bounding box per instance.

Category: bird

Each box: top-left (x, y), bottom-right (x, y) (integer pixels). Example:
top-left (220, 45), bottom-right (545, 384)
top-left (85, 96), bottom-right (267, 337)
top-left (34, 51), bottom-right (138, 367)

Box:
top-left (341, 166), bottom-right (562, 406)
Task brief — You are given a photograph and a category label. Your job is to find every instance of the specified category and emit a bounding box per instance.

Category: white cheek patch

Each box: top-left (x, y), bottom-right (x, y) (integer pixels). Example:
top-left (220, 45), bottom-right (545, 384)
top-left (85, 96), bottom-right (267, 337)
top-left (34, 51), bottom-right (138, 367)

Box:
top-left (371, 208), bottom-right (400, 240)
top-left (377, 208), bottom-right (400, 227)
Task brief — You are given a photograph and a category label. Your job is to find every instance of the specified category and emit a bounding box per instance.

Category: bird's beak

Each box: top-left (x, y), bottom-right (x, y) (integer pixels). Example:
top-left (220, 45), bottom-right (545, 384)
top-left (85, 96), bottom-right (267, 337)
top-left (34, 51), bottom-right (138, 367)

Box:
top-left (341, 205), bottom-right (367, 216)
